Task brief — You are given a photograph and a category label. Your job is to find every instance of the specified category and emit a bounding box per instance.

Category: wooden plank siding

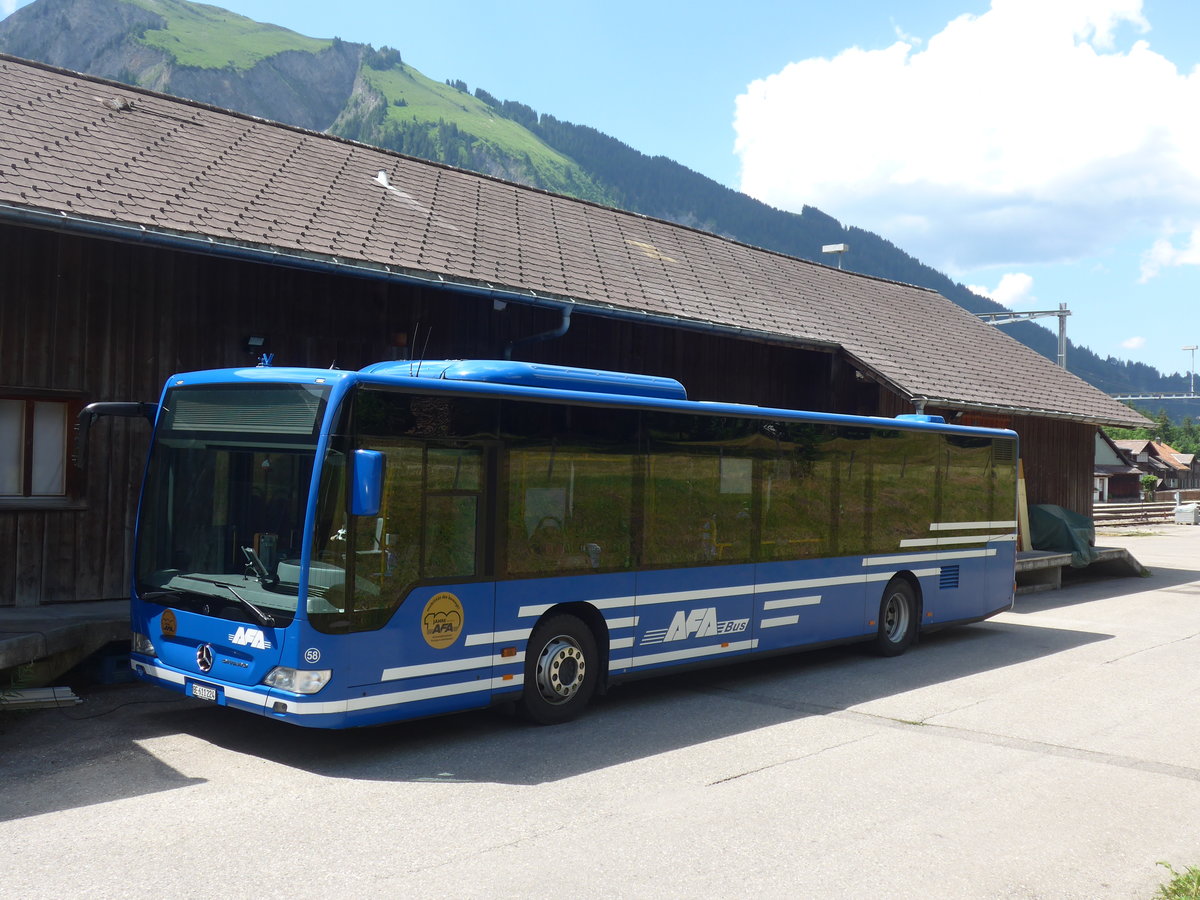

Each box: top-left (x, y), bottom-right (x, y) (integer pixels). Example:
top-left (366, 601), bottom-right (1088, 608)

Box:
top-left (1, 221), bottom-right (1097, 606)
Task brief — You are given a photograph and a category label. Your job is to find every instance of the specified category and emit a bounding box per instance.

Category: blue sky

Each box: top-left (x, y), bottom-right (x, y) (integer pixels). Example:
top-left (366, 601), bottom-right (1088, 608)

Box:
top-left (5, 0), bottom-right (1200, 379)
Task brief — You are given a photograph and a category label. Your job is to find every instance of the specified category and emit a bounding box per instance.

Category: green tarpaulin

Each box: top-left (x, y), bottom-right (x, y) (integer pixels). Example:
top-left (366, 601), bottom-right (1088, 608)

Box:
top-left (1029, 504), bottom-right (1098, 568)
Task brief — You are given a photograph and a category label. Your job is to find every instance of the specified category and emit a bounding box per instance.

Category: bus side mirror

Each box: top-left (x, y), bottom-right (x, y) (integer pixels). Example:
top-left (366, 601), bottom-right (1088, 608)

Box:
top-left (351, 450), bottom-right (385, 517)
top-left (75, 401), bottom-right (158, 470)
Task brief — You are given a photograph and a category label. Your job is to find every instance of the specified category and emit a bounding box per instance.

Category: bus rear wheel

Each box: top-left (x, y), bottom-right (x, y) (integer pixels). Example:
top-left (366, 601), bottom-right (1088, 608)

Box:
top-left (874, 578), bottom-right (917, 657)
top-left (519, 614), bottom-right (599, 725)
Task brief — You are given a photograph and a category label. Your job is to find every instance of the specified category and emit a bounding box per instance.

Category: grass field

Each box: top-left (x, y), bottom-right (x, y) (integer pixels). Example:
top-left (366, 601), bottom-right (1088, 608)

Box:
top-left (129, 0), bottom-right (331, 69)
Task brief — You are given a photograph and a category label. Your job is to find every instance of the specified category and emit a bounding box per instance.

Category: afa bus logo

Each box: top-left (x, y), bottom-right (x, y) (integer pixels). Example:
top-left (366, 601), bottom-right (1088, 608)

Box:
top-left (421, 592), bottom-right (464, 649)
top-left (228, 626), bottom-right (272, 649)
top-left (640, 607), bottom-right (749, 645)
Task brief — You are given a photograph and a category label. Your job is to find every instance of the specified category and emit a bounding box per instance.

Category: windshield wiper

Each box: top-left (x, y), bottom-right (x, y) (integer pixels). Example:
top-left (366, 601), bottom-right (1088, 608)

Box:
top-left (215, 582), bottom-right (276, 628)
top-left (141, 588), bottom-right (186, 603)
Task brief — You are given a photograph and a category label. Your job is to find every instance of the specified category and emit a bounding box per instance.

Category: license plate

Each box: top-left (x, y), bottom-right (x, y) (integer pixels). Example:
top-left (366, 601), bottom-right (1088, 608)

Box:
top-left (190, 682), bottom-right (219, 703)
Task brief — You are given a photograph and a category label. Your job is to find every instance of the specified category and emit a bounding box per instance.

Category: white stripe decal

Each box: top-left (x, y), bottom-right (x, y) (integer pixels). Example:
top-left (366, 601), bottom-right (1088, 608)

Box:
top-left (756, 574), bottom-right (868, 592)
top-left (610, 636), bottom-right (635, 650)
top-left (141, 663), bottom-right (267, 709)
top-left (141, 662), bottom-right (185, 686)
top-left (862, 549), bottom-right (997, 566)
top-left (518, 596), bottom-right (635, 618)
top-left (635, 584), bottom-right (755, 605)
top-left (465, 628), bottom-right (531, 647)
top-left (592, 596), bottom-right (637, 611)
top-left (605, 616), bottom-right (639, 630)
top-left (382, 653), bottom-right (523, 682)
top-left (145, 662), bottom-right (526, 717)
top-left (929, 520), bottom-right (1018, 531)
top-left (760, 615), bottom-right (800, 628)
top-left (762, 595), bottom-right (821, 610)
top-left (633, 639), bottom-right (758, 668)
top-left (286, 675), bottom-right (525, 716)
top-left (900, 534), bottom-right (1015, 548)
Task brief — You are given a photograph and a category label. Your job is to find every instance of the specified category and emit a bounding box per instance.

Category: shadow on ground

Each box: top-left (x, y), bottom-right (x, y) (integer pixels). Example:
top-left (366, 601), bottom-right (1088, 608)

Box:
top-left (0, 613), bottom-right (1107, 821)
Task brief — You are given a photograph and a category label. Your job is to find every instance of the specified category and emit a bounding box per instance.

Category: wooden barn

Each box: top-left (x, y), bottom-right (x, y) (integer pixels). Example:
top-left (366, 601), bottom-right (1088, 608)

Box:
top-left (0, 55), bottom-right (1147, 608)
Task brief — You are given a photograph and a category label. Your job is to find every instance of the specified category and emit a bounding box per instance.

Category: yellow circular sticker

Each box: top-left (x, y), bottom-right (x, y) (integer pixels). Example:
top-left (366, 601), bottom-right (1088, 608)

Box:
top-left (421, 592), bottom-right (464, 649)
top-left (161, 608), bottom-right (177, 638)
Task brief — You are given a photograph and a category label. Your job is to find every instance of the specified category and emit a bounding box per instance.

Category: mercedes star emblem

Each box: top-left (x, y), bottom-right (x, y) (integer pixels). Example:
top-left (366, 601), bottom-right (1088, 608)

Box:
top-left (196, 643), bottom-right (214, 673)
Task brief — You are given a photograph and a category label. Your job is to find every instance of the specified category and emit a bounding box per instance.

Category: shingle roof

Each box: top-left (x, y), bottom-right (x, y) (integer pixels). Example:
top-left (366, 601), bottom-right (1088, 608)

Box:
top-left (1152, 442), bottom-right (1192, 473)
top-left (0, 55), bottom-right (1147, 427)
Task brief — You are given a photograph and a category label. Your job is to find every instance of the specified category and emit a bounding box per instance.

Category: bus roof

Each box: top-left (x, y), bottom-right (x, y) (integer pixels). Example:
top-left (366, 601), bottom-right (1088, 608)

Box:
top-left (163, 361), bottom-right (1018, 439)
top-left (360, 360), bottom-right (689, 401)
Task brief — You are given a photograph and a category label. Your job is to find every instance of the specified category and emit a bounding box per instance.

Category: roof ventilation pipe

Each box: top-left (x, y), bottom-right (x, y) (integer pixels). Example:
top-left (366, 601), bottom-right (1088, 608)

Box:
top-left (503, 303), bottom-right (574, 360)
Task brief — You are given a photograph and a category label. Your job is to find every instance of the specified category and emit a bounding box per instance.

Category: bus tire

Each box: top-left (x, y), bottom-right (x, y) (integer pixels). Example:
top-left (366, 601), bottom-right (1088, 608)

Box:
top-left (874, 578), bottom-right (917, 657)
top-left (519, 614), bottom-right (598, 725)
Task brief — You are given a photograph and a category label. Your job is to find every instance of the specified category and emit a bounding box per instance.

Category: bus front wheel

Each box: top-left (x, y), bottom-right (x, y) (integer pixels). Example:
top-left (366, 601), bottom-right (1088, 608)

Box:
top-left (519, 614), bottom-right (598, 725)
top-left (874, 579), bottom-right (917, 657)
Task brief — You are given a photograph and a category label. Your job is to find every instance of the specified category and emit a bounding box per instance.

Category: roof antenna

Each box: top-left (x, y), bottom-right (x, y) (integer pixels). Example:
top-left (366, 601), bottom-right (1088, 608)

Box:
top-left (414, 327), bottom-right (433, 377)
top-left (408, 322), bottom-right (421, 376)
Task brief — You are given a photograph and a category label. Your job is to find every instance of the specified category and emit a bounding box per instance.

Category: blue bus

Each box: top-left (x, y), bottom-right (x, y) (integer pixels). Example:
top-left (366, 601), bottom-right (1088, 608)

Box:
top-left (123, 359), bottom-right (1018, 728)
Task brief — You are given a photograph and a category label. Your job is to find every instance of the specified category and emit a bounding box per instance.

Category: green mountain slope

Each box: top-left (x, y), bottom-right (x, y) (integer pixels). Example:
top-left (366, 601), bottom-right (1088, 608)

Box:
top-left (126, 0), bottom-right (332, 69)
top-left (333, 58), bottom-right (614, 202)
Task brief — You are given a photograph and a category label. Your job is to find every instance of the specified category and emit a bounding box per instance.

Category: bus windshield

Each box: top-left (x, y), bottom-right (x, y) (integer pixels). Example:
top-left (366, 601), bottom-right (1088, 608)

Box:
top-left (134, 383), bottom-right (330, 620)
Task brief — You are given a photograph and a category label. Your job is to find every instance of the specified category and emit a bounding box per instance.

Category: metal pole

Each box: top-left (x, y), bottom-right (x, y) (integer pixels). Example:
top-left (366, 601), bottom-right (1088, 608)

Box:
top-left (1058, 303), bottom-right (1067, 369)
top-left (1186, 345), bottom-right (1198, 395)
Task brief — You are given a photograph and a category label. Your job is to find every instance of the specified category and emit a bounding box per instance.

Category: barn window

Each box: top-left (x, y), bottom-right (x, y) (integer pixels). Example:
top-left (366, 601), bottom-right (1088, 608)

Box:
top-left (0, 392), bottom-right (83, 505)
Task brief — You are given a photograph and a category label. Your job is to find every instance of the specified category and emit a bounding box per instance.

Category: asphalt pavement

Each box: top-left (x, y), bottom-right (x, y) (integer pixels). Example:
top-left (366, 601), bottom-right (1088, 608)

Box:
top-left (2, 525), bottom-right (1198, 898)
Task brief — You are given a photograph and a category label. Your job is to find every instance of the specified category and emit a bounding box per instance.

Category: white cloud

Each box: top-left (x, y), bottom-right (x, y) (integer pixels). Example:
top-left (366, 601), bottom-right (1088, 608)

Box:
top-left (967, 273), bottom-right (1034, 309)
top-left (733, 0), bottom-right (1200, 273)
top-left (967, 272), bottom-right (1037, 308)
top-left (1, 0), bottom-right (18, 15)
top-left (1122, 336), bottom-right (1147, 349)
top-left (1139, 227), bottom-right (1200, 281)
top-left (891, 19), bottom-right (922, 46)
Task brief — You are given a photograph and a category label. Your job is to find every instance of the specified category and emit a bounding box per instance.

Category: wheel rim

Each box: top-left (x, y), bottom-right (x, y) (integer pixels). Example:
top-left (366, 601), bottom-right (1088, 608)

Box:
top-left (534, 635), bottom-right (586, 705)
top-left (882, 591), bottom-right (910, 643)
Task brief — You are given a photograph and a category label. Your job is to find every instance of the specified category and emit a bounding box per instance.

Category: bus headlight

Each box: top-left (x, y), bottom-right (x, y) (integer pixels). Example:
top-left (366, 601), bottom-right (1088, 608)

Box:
top-left (263, 667), bottom-right (332, 694)
top-left (132, 632), bottom-right (157, 658)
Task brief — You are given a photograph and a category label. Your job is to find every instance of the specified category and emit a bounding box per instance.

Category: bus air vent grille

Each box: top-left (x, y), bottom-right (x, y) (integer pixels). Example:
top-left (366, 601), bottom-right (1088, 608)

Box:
top-left (939, 565), bottom-right (961, 590)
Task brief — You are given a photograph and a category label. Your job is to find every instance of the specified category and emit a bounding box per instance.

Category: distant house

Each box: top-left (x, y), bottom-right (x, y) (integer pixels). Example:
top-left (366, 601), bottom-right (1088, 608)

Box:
top-left (1095, 432), bottom-right (1142, 502)
top-left (1150, 442), bottom-right (1198, 491)
top-left (0, 55), bottom-right (1150, 607)
top-left (1113, 440), bottom-right (1199, 493)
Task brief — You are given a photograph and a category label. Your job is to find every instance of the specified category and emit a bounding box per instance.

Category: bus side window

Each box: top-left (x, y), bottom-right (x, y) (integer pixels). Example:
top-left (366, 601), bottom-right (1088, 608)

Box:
top-left (502, 401), bottom-right (636, 577)
top-left (422, 447), bottom-right (481, 578)
top-left (350, 443), bottom-right (423, 607)
top-left (870, 430), bottom-right (939, 553)
top-left (941, 435), bottom-right (994, 525)
top-left (349, 443), bottom-right (482, 607)
top-left (758, 423), bottom-right (834, 560)
top-left (642, 413), bottom-right (755, 566)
